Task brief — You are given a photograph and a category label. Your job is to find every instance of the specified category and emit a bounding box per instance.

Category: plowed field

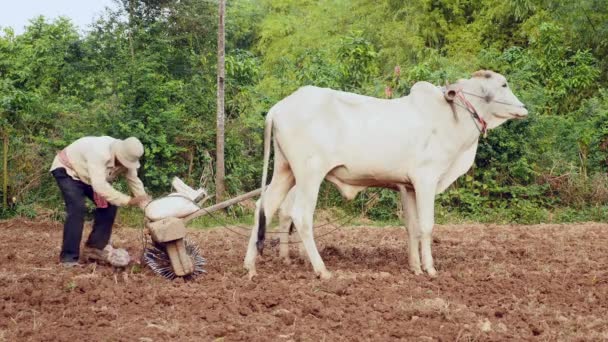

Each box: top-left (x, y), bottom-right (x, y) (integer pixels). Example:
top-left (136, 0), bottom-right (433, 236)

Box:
top-left (1, 219), bottom-right (607, 341)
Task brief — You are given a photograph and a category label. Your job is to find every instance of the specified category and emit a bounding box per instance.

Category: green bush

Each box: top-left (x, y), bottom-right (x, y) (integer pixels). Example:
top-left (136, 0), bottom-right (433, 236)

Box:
top-left (2, 0), bottom-right (608, 225)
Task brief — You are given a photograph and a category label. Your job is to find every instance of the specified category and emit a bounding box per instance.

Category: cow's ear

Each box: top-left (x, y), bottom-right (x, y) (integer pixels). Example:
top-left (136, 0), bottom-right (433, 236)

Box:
top-left (444, 89), bottom-right (457, 102)
top-left (444, 81), bottom-right (458, 102)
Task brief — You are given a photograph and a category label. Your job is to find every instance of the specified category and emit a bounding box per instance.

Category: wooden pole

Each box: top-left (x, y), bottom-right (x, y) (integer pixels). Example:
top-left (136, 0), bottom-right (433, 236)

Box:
top-left (215, 0), bottom-right (226, 202)
top-left (128, 0), bottom-right (135, 60)
top-left (183, 188), bottom-right (261, 223)
top-left (2, 131), bottom-right (8, 208)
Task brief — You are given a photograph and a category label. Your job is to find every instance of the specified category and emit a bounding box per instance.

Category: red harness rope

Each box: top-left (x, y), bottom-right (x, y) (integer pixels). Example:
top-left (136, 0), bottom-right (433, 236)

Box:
top-left (57, 149), bottom-right (109, 208)
top-left (454, 90), bottom-right (488, 137)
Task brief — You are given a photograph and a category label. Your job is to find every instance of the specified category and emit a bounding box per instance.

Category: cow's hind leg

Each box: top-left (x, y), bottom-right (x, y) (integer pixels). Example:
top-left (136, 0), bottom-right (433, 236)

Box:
top-left (398, 185), bottom-right (423, 275)
top-left (244, 151), bottom-right (294, 279)
top-left (244, 199), bottom-right (263, 278)
top-left (289, 168), bottom-right (331, 279)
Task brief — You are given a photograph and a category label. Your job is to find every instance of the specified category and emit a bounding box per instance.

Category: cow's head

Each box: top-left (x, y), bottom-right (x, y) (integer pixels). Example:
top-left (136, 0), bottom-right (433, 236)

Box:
top-left (448, 70), bottom-right (528, 130)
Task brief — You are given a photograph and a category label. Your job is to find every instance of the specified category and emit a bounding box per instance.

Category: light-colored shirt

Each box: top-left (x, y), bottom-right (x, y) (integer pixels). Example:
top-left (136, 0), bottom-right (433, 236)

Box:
top-left (50, 136), bottom-right (146, 206)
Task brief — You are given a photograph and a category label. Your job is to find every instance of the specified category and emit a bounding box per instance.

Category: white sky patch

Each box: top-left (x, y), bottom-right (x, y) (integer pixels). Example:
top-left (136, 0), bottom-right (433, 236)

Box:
top-left (0, 0), bottom-right (117, 35)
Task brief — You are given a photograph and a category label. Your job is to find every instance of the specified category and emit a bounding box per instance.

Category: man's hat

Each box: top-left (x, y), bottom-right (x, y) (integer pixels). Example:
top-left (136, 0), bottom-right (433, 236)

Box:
top-left (112, 137), bottom-right (144, 169)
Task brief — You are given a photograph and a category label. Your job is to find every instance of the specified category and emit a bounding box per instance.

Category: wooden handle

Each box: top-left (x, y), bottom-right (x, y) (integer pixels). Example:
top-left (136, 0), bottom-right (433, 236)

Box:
top-left (182, 188), bottom-right (262, 224)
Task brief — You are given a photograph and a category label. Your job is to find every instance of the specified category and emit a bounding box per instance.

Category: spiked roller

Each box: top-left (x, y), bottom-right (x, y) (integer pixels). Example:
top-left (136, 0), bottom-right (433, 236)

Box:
top-left (146, 217), bottom-right (195, 277)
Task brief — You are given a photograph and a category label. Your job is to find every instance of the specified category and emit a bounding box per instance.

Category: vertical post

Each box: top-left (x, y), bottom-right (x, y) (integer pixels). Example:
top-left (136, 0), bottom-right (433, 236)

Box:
top-left (2, 131), bottom-right (8, 208)
top-left (128, 0), bottom-right (135, 60)
top-left (215, 0), bottom-right (226, 201)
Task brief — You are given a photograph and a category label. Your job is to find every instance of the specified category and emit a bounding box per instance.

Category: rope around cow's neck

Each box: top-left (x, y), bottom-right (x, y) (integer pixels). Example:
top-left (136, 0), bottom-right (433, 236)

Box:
top-left (453, 90), bottom-right (488, 137)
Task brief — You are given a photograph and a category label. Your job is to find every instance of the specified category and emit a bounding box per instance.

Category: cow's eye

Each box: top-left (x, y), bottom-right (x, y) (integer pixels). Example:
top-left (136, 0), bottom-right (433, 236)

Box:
top-left (502, 83), bottom-right (508, 88)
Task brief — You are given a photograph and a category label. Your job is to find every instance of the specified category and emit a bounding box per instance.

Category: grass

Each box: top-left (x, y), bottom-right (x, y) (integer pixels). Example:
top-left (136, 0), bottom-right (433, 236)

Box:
top-left (64, 280), bottom-right (77, 292)
top-left (21, 200), bottom-right (608, 229)
top-left (435, 204), bottom-right (608, 225)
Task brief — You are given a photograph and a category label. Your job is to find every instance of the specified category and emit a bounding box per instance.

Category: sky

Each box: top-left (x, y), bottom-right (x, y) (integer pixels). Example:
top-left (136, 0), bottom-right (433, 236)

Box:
top-left (0, 0), bottom-right (117, 35)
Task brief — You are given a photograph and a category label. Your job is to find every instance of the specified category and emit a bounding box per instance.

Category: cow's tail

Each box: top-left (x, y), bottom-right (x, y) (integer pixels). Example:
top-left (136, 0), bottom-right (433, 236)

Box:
top-left (256, 110), bottom-right (274, 254)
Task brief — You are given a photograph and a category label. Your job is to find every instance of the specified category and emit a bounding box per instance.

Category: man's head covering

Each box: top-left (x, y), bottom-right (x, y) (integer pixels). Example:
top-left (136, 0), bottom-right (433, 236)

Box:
top-left (112, 137), bottom-right (144, 169)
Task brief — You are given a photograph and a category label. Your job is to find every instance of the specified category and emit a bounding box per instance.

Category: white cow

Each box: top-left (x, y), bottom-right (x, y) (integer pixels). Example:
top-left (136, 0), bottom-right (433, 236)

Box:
top-left (244, 70), bottom-right (528, 279)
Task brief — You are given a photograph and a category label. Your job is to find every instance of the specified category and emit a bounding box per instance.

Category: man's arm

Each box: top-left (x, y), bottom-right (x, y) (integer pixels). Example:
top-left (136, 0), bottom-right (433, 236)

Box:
top-left (125, 168), bottom-right (147, 198)
top-left (88, 160), bottom-right (132, 207)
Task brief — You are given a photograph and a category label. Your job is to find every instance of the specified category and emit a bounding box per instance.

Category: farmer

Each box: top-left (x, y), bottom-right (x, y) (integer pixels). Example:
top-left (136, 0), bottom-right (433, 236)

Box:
top-left (50, 136), bottom-right (151, 267)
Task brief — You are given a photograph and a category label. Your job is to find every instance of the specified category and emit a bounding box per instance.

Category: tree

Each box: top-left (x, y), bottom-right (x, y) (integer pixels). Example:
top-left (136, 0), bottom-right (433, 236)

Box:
top-left (216, 0), bottom-right (226, 201)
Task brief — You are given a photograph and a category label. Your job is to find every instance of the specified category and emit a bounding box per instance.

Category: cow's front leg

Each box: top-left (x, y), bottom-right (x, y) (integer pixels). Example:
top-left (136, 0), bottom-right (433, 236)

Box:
top-left (413, 178), bottom-right (438, 277)
top-left (398, 185), bottom-right (422, 275)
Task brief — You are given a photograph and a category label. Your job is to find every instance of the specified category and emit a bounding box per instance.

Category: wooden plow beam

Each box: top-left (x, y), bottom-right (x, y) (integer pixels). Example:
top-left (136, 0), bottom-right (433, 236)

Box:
top-left (182, 187), bottom-right (262, 224)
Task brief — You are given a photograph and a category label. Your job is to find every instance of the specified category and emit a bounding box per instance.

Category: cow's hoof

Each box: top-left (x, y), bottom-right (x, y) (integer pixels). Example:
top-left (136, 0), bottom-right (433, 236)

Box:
top-left (247, 270), bottom-right (258, 280)
top-left (281, 257), bottom-right (292, 265)
top-left (243, 256), bottom-right (256, 270)
top-left (425, 267), bottom-right (438, 278)
top-left (317, 270), bottom-right (332, 280)
top-left (410, 265), bottom-right (422, 275)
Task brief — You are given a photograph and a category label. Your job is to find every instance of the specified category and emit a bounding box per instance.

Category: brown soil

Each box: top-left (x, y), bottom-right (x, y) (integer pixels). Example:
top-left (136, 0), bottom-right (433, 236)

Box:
top-left (1, 219), bottom-right (607, 341)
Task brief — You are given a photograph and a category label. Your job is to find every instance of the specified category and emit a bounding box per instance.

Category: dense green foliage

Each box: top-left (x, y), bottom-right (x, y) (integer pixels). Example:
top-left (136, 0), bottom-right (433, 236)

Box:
top-left (2, 0), bottom-right (608, 223)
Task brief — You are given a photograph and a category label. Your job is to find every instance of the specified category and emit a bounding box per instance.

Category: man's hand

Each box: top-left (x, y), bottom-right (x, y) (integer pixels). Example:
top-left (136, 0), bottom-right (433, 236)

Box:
top-left (138, 195), bottom-right (152, 209)
top-left (128, 195), bottom-right (152, 208)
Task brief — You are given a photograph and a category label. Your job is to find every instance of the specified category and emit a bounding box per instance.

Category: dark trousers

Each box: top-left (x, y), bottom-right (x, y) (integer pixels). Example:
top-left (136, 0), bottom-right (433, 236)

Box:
top-left (52, 168), bottom-right (117, 262)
